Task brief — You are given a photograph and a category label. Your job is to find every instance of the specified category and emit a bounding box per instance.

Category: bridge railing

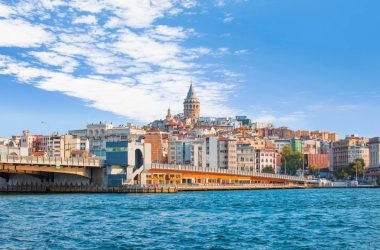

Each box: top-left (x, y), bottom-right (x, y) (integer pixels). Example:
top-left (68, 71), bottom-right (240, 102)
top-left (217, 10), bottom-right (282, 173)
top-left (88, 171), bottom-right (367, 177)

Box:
top-left (151, 163), bottom-right (313, 182)
top-left (0, 154), bottom-right (102, 168)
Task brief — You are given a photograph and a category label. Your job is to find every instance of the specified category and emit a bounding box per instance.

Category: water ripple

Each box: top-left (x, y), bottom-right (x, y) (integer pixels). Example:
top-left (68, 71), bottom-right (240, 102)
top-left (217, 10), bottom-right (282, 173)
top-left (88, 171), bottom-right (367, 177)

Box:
top-left (0, 189), bottom-right (379, 249)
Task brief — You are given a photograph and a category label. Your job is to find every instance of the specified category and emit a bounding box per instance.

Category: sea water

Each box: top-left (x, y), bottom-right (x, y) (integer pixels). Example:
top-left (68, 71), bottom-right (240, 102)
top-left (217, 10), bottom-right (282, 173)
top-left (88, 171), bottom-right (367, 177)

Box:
top-left (0, 189), bottom-right (379, 249)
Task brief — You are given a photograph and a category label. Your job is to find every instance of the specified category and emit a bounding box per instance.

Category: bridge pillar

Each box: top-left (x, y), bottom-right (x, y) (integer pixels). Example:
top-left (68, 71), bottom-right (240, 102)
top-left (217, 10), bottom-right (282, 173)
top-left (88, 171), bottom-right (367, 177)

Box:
top-left (91, 168), bottom-right (107, 186)
top-left (0, 176), bottom-right (7, 186)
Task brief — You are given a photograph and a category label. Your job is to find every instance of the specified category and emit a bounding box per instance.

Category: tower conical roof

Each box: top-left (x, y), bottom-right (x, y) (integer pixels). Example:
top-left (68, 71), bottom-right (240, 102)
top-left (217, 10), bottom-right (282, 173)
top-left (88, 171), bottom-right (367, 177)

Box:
top-left (186, 83), bottom-right (197, 99)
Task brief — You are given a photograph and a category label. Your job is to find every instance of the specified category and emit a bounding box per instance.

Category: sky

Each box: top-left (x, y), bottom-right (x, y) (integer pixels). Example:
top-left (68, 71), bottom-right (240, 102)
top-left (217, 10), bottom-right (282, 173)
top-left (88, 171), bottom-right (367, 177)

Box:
top-left (0, 0), bottom-right (380, 138)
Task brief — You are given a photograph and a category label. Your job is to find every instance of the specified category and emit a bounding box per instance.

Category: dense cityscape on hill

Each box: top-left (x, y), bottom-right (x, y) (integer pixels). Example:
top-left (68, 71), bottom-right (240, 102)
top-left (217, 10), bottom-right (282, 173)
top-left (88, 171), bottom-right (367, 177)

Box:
top-left (1, 84), bottom-right (379, 186)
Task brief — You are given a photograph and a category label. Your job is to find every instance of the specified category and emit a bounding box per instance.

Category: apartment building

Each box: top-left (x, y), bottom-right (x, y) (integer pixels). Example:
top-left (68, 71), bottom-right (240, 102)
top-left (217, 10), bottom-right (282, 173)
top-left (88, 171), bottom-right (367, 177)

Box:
top-left (202, 136), bottom-right (218, 168)
top-left (144, 131), bottom-right (167, 163)
top-left (332, 136), bottom-right (369, 171)
top-left (255, 148), bottom-right (277, 173)
top-left (369, 137), bottom-right (380, 169)
top-left (302, 139), bottom-right (321, 155)
top-left (217, 138), bottom-right (237, 170)
top-left (237, 142), bottom-right (255, 171)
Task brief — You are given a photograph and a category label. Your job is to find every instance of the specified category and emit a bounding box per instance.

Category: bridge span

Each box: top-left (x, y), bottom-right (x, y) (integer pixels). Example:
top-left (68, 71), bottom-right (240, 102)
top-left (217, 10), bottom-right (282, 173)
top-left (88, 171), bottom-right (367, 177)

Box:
top-left (0, 155), bottom-right (102, 179)
top-left (142, 163), bottom-right (317, 186)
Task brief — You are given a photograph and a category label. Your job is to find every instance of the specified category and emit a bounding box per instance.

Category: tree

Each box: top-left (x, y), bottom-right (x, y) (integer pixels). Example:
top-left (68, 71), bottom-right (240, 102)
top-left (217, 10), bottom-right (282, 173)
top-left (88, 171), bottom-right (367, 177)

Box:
top-left (308, 164), bottom-right (320, 176)
top-left (262, 166), bottom-right (275, 174)
top-left (333, 158), bottom-right (365, 180)
top-left (346, 158), bottom-right (365, 178)
top-left (334, 168), bottom-right (349, 180)
top-left (280, 146), bottom-right (304, 175)
top-left (281, 145), bottom-right (294, 157)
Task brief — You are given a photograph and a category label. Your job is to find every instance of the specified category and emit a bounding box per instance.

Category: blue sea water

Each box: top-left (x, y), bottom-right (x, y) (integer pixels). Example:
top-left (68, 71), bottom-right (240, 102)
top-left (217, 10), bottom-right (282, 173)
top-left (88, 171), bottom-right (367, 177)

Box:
top-left (0, 189), bottom-right (379, 250)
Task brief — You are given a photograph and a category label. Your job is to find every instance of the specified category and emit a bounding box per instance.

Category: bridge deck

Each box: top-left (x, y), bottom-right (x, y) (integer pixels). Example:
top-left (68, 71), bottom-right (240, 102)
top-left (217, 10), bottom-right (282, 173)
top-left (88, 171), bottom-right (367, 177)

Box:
top-left (150, 163), bottom-right (317, 183)
top-left (0, 155), bottom-right (102, 168)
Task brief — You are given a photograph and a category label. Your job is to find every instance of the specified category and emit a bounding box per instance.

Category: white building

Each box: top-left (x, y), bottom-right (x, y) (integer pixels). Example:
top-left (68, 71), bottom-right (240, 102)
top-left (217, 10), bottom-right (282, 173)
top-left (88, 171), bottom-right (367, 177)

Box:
top-left (256, 149), bottom-right (277, 173)
top-left (191, 126), bottom-right (216, 138)
top-left (37, 134), bottom-right (64, 157)
top-left (368, 137), bottom-right (380, 169)
top-left (168, 140), bottom-right (186, 165)
top-left (274, 139), bottom-right (291, 153)
top-left (71, 122), bottom-right (147, 159)
top-left (0, 137), bottom-right (9, 146)
top-left (202, 136), bottom-right (218, 168)
top-left (68, 129), bottom-right (88, 138)
top-left (190, 141), bottom-right (203, 167)
top-left (348, 145), bottom-right (369, 168)
top-left (20, 130), bottom-right (37, 156)
top-left (251, 122), bottom-right (272, 130)
top-left (168, 138), bottom-right (201, 165)
top-left (237, 142), bottom-right (256, 171)
top-left (302, 139), bottom-right (321, 155)
top-left (217, 138), bottom-right (237, 170)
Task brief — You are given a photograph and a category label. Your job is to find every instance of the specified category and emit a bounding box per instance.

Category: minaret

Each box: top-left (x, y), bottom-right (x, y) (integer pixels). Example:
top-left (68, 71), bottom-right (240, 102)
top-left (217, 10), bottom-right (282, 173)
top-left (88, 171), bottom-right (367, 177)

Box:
top-left (183, 83), bottom-right (200, 122)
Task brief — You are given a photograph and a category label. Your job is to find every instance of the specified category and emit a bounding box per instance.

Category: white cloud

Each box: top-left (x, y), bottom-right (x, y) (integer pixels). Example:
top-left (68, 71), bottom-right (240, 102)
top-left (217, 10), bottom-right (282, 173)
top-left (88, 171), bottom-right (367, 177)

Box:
top-left (69, 0), bottom-right (104, 13)
top-left (0, 19), bottom-right (54, 47)
top-left (0, 3), bottom-right (14, 17)
top-left (223, 13), bottom-right (234, 23)
top-left (40, 0), bottom-right (66, 10)
top-left (337, 105), bottom-right (359, 111)
top-left (234, 49), bottom-right (248, 56)
top-left (29, 51), bottom-right (79, 73)
top-left (113, 30), bottom-right (182, 67)
top-left (215, 0), bottom-right (226, 7)
top-left (72, 15), bottom-right (97, 25)
top-left (0, 0), bottom-right (241, 122)
top-left (278, 112), bottom-right (305, 123)
top-left (181, 0), bottom-right (197, 8)
top-left (252, 110), bottom-right (306, 126)
top-left (101, 0), bottom-right (175, 29)
top-left (255, 114), bottom-right (276, 123)
top-left (0, 55), bottom-right (52, 82)
top-left (147, 25), bottom-right (191, 41)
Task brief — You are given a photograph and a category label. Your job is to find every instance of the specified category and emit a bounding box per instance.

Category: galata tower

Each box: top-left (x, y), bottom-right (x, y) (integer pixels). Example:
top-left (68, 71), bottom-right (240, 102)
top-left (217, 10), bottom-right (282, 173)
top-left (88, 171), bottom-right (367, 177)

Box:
top-left (183, 83), bottom-right (200, 122)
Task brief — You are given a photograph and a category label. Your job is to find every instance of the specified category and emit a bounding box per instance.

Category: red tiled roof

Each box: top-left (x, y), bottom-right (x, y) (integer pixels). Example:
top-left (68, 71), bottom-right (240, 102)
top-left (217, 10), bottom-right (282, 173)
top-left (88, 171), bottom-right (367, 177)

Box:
top-left (195, 126), bottom-right (213, 130)
top-left (166, 121), bottom-right (178, 126)
top-left (71, 150), bottom-right (87, 154)
top-left (218, 137), bottom-right (236, 142)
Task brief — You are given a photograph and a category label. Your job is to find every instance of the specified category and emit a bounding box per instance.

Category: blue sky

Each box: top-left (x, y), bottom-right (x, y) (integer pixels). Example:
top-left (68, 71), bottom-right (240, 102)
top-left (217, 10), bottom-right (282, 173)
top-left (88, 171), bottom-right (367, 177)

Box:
top-left (0, 0), bottom-right (380, 137)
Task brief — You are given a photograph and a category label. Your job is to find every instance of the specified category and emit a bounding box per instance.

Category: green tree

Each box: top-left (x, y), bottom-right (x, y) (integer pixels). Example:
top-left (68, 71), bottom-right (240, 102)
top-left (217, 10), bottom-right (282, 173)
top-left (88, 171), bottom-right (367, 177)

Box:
top-left (334, 168), bottom-right (349, 180)
top-left (333, 158), bottom-right (365, 180)
top-left (280, 146), bottom-right (304, 175)
top-left (262, 166), bottom-right (275, 174)
top-left (308, 164), bottom-right (320, 176)
top-left (281, 145), bottom-right (294, 157)
top-left (346, 158), bottom-right (365, 177)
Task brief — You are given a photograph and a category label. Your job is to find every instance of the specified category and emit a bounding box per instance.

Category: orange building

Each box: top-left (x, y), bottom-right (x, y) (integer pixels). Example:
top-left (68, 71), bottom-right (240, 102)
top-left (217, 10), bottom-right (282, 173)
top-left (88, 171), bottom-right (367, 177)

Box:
top-left (306, 153), bottom-right (329, 170)
top-left (144, 130), bottom-right (168, 163)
